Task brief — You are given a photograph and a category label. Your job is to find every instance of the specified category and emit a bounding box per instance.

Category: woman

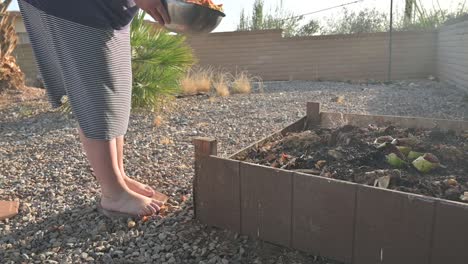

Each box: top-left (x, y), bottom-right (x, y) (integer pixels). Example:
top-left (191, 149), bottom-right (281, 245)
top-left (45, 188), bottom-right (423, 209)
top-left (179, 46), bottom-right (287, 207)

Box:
top-left (18, 0), bottom-right (170, 218)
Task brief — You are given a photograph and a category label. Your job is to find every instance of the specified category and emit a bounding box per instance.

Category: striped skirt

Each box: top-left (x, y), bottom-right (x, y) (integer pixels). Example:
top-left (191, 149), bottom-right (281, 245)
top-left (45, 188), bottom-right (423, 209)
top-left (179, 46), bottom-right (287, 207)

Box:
top-left (18, 0), bottom-right (135, 140)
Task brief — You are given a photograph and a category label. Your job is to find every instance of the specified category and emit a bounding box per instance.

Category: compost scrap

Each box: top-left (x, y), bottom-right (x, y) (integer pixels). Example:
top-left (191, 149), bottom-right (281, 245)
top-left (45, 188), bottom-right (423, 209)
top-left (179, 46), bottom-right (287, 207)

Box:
top-left (236, 125), bottom-right (468, 202)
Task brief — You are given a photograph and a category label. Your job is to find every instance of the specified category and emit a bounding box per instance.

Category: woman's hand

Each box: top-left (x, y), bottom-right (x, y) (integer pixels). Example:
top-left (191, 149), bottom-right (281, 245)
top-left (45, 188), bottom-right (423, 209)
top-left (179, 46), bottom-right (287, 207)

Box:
top-left (134, 0), bottom-right (171, 25)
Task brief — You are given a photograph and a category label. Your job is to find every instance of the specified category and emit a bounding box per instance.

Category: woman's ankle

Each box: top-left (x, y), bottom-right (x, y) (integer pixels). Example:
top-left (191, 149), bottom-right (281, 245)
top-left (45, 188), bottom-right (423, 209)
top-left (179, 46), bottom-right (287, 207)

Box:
top-left (99, 178), bottom-right (130, 199)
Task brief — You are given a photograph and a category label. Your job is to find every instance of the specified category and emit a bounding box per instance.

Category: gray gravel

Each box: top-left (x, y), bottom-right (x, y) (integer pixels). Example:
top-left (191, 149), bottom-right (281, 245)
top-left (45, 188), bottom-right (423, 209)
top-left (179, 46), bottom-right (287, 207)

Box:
top-left (1, 80), bottom-right (467, 264)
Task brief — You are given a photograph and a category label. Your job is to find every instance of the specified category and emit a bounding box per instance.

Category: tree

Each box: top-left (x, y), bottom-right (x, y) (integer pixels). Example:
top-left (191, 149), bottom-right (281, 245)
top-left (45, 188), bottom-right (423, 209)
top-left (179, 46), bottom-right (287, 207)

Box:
top-left (238, 9), bottom-right (248, 31)
top-left (398, 0), bottom-right (467, 31)
top-left (237, 0), bottom-right (320, 37)
top-left (323, 8), bottom-right (388, 35)
top-left (404, 0), bottom-right (415, 25)
top-left (0, 0), bottom-right (25, 93)
top-left (251, 0), bottom-right (264, 30)
top-left (296, 19), bottom-right (321, 37)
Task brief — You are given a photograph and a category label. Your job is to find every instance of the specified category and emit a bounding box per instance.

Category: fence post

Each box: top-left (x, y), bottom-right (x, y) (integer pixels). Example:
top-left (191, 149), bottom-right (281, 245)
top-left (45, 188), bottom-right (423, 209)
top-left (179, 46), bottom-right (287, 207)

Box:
top-left (193, 137), bottom-right (217, 219)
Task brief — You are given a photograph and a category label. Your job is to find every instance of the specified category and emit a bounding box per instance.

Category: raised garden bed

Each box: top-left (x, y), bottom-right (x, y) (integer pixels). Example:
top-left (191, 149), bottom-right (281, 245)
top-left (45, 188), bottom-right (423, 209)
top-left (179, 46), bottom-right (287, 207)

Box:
top-left (193, 102), bottom-right (468, 264)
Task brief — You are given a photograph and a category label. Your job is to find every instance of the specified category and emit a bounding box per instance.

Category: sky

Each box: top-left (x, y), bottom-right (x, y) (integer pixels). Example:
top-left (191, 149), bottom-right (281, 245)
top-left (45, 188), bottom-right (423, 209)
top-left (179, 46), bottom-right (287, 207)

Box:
top-left (7, 0), bottom-right (466, 32)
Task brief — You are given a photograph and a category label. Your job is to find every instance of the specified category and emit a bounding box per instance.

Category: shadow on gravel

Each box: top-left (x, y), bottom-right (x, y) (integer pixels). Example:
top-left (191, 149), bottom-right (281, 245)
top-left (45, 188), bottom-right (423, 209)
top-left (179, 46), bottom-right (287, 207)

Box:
top-left (1, 203), bottom-right (342, 264)
top-left (0, 111), bottom-right (74, 137)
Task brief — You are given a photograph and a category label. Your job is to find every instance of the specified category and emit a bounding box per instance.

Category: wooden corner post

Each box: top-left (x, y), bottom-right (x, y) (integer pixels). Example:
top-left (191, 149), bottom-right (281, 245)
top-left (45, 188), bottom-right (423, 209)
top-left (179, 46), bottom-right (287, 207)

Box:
top-left (193, 137), bottom-right (217, 219)
top-left (306, 102), bottom-right (321, 129)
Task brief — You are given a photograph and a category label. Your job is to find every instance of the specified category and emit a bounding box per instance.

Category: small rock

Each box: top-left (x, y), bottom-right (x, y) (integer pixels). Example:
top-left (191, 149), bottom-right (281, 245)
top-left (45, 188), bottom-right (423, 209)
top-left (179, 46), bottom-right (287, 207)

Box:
top-left (221, 259), bottom-right (229, 264)
top-left (95, 246), bottom-right (106, 252)
top-left (327, 149), bottom-right (344, 160)
top-left (81, 252), bottom-right (88, 259)
top-left (239, 247), bottom-right (245, 255)
top-left (208, 256), bottom-right (218, 264)
top-left (158, 233), bottom-right (167, 241)
top-left (97, 221), bottom-right (107, 232)
top-left (21, 203), bottom-right (31, 214)
top-left (113, 250), bottom-right (124, 256)
top-left (168, 257), bottom-right (176, 263)
top-left (165, 244), bottom-right (173, 251)
top-left (128, 220), bottom-right (136, 228)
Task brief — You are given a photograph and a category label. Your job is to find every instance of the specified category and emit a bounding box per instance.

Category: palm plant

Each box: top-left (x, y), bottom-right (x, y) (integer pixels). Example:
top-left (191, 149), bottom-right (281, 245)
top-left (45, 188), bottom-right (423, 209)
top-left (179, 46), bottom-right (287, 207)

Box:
top-left (0, 0), bottom-right (25, 93)
top-left (61, 11), bottom-right (195, 113)
top-left (131, 11), bottom-right (195, 110)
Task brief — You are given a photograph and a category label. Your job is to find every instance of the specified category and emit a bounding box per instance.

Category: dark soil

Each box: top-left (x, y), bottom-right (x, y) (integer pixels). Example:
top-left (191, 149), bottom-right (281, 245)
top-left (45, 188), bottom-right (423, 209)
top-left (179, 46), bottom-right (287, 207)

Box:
top-left (235, 125), bottom-right (468, 203)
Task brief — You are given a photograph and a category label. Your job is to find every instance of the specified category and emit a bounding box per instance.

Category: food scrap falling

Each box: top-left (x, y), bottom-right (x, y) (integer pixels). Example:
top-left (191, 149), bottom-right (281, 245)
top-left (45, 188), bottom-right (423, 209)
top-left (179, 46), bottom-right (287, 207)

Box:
top-left (186, 0), bottom-right (224, 12)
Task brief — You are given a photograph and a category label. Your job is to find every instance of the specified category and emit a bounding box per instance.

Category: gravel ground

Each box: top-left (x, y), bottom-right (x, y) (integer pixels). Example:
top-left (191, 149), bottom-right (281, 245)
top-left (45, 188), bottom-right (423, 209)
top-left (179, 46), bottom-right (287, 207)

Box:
top-left (1, 80), bottom-right (467, 264)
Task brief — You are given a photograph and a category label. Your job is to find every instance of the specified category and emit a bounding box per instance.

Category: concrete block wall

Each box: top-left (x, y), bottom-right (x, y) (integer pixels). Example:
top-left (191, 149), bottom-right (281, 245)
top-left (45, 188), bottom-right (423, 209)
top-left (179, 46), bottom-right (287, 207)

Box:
top-left (437, 19), bottom-right (468, 91)
top-left (13, 44), bottom-right (39, 86)
top-left (187, 30), bottom-right (437, 81)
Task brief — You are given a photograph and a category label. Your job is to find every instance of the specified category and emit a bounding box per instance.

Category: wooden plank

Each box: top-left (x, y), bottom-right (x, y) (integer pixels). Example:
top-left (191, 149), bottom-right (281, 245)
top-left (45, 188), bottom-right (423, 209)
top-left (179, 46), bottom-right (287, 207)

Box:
top-left (281, 116), bottom-right (306, 134)
top-left (292, 173), bottom-right (357, 263)
top-left (353, 186), bottom-right (436, 264)
top-left (193, 137), bottom-right (217, 220)
top-left (229, 117), bottom-right (305, 160)
top-left (306, 102), bottom-right (321, 129)
top-left (230, 102), bottom-right (311, 160)
top-left (240, 163), bottom-right (293, 247)
top-left (196, 156), bottom-right (241, 233)
top-left (321, 112), bottom-right (468, 132)
top-left (431, 200), bottom-right (468, 264)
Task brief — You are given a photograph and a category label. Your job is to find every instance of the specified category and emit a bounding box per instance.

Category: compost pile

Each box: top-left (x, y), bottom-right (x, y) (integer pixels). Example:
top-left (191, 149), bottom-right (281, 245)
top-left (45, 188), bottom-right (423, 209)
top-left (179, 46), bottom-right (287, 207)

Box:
top-left (236, 125), bottom-right (468, 202)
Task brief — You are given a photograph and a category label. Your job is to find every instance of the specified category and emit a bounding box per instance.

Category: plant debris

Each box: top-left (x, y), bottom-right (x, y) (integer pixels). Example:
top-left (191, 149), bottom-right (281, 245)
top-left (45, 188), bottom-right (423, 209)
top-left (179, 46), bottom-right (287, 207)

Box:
top-left (235, 125), bottom-right (468, 203)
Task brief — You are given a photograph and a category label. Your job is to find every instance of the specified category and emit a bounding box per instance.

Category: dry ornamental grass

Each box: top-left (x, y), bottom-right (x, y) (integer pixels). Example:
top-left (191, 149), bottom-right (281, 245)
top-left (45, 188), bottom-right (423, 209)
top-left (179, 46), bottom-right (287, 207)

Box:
top-left (213, 73), bottom-right (230, 97)
top-left (180, 68), bottom-right (213, 95)
top-left (181, 67), bottom-right (261, 97)
top-left (231, 71), bottom-right (252, 94)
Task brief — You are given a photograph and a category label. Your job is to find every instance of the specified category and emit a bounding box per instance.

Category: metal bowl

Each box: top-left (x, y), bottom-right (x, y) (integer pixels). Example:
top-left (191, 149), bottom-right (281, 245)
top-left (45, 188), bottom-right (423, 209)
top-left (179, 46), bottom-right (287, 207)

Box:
top-left (162, 0), bottom-right (225, 34)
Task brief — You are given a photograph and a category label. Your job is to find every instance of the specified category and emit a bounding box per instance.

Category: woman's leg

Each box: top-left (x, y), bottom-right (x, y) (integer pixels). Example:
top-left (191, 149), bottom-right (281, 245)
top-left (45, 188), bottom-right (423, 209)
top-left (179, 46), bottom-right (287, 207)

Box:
top-left (116, 136), bottom-right (156, 197)
top-left (78, 129), bottom-right (161, 216)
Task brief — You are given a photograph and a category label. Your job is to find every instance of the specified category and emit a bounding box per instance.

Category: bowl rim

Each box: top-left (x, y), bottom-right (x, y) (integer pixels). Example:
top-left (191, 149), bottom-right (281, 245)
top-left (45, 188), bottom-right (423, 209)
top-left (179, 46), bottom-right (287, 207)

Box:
top-left (168, 0), bottom-right (226, 17)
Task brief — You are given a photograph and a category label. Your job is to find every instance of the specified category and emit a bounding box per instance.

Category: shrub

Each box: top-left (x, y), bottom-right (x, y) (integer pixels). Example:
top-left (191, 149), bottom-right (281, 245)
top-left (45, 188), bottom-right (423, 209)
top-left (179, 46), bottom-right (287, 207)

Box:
top-left (131, 11), bottom-right (195, 110)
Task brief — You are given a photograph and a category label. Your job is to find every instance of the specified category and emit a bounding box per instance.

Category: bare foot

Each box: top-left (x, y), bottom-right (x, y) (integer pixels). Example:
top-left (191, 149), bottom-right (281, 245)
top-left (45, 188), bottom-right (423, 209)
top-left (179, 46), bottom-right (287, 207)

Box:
top-left (123, 176), bottom-right (155, 197)
top-left (100, 189), bottom-right (163, 217)
top-left (89, 167), bottom-right (155, 197)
